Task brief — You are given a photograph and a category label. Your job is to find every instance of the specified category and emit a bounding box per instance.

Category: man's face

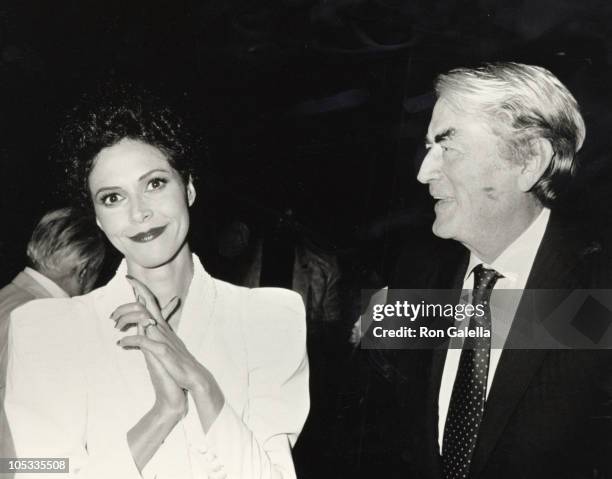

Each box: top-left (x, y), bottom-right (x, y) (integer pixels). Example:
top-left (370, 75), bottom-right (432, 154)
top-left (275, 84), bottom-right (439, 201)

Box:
top-left (417, 98), bottom-right (525, 256)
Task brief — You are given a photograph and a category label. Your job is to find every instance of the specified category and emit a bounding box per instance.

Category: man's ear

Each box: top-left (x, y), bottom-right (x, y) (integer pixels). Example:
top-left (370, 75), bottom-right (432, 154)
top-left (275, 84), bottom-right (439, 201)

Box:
top-left (186, 176), bottom-right (196, 206)
top-left (517, 138), bottom-right (554, 192)
top-left (78, 264), bottom-right (89, 280)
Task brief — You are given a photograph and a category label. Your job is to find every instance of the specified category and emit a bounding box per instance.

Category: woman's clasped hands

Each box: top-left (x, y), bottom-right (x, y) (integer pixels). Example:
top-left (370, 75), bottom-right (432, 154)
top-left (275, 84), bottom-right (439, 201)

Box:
top-left (110, 275), bottom-right (224, 428)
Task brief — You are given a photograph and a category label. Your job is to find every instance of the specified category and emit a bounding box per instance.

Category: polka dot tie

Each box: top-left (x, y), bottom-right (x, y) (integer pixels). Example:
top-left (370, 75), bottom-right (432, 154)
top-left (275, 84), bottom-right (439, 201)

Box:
top-left (442, 264), bottom-right (503, 479)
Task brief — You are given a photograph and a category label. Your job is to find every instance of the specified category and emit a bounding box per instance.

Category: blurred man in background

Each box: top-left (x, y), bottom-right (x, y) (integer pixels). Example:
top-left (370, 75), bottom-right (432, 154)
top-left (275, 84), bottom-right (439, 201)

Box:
top-left (0, 207), bottom-right (105, 464)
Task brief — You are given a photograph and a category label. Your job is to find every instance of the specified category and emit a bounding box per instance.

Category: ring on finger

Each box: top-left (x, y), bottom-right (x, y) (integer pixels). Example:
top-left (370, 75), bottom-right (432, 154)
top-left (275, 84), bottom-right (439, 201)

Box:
top-left (144, 317), bottom-right (157, 332)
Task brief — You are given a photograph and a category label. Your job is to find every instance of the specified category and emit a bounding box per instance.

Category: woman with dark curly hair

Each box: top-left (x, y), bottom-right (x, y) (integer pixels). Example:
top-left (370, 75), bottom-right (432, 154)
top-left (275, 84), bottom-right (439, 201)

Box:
top-left (3, 89), bottom-right (309, 479)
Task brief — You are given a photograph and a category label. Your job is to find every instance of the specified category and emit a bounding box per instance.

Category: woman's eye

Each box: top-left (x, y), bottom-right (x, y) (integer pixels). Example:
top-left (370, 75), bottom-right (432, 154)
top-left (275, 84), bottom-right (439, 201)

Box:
top-left (147, 177), bottom-right (168, 190)
top-left (101, 193), bottom-right (123, 206)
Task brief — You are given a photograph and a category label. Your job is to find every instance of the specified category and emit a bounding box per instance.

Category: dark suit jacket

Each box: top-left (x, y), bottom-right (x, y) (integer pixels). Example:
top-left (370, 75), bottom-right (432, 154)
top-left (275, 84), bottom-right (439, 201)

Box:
top-left (382, 214), bottom-right (612, 479)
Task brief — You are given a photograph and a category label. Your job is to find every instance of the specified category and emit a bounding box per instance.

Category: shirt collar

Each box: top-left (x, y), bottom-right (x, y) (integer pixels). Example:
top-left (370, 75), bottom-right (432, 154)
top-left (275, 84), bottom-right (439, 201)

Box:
top-left (23, 267), bottom-right (70, 298)
top-left (465, 207), bottom-right (550, 287)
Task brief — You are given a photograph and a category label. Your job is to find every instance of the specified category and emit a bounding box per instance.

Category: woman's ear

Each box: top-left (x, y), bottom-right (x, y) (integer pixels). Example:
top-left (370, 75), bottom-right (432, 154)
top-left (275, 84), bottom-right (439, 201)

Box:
top-left (95, 217), bottom-right (102, 229)
top-left (186, 176), bottom-right (196, 206)
top-left (517, 138), bottom-right (554, 192)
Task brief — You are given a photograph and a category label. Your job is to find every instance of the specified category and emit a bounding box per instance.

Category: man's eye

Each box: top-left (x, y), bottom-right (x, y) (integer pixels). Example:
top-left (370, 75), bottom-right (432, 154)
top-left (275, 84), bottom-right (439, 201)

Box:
top-left (425, 143), bottom-right (450, 153)
top-left (147, 177), bottom-right (168, 190)
top-left (101, 193), bottom-right (123, 206)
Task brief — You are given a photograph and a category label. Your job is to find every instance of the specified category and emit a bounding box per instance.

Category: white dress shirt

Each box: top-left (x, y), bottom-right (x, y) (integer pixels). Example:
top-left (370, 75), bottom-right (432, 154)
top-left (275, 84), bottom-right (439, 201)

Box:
top-left (6, 254), bottom-right (309, 478)
top-left (23, 267), bottom-right (69, 298)
top-left (437, 207), bottom-right (550, 452)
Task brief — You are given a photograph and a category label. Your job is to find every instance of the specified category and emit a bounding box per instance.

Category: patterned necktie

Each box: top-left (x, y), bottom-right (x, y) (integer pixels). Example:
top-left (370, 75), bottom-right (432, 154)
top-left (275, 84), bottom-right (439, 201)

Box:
top-left (442, 264), bottom-right (503, 479)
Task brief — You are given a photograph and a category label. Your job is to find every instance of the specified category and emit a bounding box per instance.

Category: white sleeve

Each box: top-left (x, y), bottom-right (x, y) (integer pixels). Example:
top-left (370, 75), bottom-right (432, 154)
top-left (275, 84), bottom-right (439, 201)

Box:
top-left (4, 299), bottom-right (142, 479)
top-left (185, 288), bottom-right (310, 479)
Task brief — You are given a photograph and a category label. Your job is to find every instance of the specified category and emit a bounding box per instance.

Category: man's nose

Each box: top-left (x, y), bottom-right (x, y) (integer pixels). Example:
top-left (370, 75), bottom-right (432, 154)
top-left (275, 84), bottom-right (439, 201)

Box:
top-left (417, 148), bottom-right (441, 184)
top-left (130, 196), bottom-right (153, 223)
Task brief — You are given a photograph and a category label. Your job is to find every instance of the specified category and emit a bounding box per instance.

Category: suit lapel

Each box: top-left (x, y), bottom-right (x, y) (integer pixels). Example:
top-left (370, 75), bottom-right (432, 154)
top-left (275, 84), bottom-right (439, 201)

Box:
top-left (469, 214), bottom-right (584, 478)
top-left (469, 347), bottom-right (548, 477)
top-left (422, 249), bottom-right (469, 478)
top-left (423, 347), bottom-right (447, 478)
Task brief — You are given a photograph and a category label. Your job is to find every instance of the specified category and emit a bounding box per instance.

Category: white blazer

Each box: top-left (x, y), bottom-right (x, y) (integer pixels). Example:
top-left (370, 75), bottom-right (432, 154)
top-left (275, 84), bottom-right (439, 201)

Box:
top-left (4, 255), bottom-right (309, 479)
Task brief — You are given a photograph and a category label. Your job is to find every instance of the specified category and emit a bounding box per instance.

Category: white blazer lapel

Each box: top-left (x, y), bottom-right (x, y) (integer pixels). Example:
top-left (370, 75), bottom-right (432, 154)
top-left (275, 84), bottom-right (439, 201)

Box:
top-left (175, 255), bottom-right (216, 355)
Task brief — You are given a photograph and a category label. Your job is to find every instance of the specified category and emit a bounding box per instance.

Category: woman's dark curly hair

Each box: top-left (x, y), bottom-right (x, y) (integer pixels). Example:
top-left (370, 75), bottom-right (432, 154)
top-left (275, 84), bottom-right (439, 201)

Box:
top-left (55, 85), bottom-right (201, 210)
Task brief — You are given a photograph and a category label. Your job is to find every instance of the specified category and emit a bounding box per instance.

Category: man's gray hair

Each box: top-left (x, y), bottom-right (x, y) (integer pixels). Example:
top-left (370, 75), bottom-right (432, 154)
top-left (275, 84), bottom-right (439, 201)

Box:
top-left (26, 207), bottom-right (105, 276)
top-left (435, 62), bottom-right (586, 206)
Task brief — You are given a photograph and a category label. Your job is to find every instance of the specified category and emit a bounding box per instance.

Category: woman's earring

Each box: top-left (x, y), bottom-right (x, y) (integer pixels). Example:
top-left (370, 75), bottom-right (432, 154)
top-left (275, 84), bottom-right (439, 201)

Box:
top-left (187, 182), bottom-right (196, 206)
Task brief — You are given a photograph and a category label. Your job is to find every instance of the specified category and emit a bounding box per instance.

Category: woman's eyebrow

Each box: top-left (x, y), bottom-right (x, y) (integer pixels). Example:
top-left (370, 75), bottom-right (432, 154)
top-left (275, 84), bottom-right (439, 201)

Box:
top-left (138, 168), bottom-right (171, 181)
top-left (94, 186), bottom-right (118, 197)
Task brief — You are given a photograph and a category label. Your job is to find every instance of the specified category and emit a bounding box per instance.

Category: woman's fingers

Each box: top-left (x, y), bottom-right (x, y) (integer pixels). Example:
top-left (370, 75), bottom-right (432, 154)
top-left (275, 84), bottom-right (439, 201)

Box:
top-left (111, 302), bottom-right (147, 320)
top-left (115, 310), bottom-right (158, 332)
top-left (119, 334), bottom-right (171, 359)
top-left (138, 339), bottom-right (187, 416)
top-left (126, 275), bottom-right (162, 319)
top-left (161, 296), bottom-right (180, 323)
top-left (112, 299), bottom-right (179, 343)
top-left (112, 302), bottom-right (159, 334)
top-left (126, 276), bottom-right (179, 327)
top-left (111, 302), bottom-right (159, 332)
top-left (119, 332), bottom-right (191, 386)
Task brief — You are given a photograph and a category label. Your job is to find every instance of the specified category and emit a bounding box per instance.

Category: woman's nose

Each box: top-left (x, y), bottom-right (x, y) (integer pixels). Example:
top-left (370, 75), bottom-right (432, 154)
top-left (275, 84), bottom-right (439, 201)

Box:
top-left (130, 196), bottom-right (153, 223)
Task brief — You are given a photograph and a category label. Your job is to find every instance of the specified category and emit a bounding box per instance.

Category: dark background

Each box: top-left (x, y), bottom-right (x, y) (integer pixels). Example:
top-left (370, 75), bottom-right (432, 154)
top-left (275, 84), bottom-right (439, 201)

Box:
top-left (1, 1), bottom-right (612, 477)
top-left (1, 0), bottom-right (612, 286)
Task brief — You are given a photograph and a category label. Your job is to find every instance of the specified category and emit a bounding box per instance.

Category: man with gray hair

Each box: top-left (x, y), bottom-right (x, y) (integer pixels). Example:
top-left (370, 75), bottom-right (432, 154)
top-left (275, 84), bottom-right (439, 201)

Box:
top-left (0, 207), bottom-right (105, 463)
top-left (379, 63), bottom-right (612, 479)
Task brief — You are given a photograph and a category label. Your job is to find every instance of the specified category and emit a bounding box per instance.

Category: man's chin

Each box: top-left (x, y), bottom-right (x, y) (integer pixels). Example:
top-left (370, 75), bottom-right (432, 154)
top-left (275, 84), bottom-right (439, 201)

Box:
top-left (431, 218), bottom-right (454, 239)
